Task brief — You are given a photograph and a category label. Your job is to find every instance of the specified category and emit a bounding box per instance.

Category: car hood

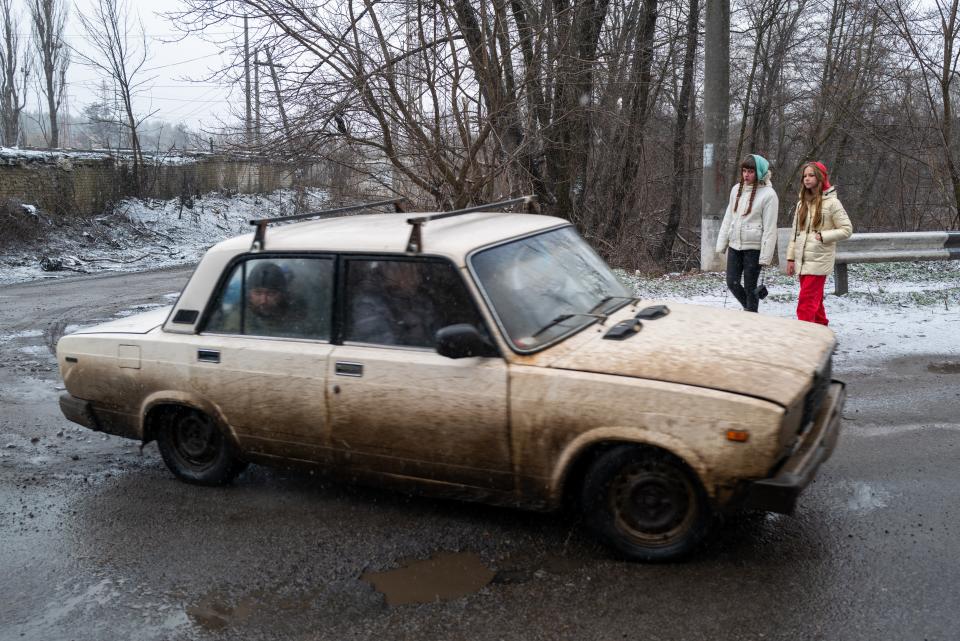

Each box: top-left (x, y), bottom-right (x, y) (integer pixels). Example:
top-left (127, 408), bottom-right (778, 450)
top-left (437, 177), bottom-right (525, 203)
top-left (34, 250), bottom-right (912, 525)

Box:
top-left (533, 302), bottom-right (835, 406)
top-left (71, 306), bottom-right (173, 335)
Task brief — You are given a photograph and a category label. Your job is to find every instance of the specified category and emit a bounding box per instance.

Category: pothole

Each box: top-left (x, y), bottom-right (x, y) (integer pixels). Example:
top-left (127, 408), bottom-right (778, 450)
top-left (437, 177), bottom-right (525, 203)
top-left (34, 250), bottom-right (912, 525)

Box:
top-left (928, 361), bottom-right (960, 374)
top-left (360, 551), bottom-right (495, 606)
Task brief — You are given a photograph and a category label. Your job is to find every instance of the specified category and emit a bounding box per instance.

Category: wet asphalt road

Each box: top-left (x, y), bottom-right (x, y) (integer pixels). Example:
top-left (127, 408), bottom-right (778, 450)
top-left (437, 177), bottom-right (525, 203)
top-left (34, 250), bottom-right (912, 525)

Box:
top-left (2, 268), bottom-right (960, 641)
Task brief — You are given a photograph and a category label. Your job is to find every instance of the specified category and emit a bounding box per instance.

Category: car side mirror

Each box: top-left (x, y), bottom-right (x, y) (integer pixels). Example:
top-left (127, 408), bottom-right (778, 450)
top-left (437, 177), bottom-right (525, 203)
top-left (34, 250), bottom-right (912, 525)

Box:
top-left (435, 324), bottom-right (495, 359)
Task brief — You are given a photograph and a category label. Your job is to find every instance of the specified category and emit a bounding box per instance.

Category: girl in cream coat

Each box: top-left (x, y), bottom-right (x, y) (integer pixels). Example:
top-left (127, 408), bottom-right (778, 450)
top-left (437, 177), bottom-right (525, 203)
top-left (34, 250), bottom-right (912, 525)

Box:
top-left (716, 154), bottom-right (779, 312)
top-left (786, 161), bottom-right (853, 325)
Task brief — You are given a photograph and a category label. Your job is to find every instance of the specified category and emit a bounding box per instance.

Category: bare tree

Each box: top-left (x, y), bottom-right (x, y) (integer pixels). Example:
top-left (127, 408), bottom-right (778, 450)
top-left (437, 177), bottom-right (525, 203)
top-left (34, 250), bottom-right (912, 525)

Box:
top-left (0, 0), bottom-right (29, 146)
top-left (590, 0), bottom-right (661, 246)
top-left (655, 0), bottom-right (700, 261)
top-left (81, 101), bottom-right (117, 149)
top-left (884, 0), bottom-right (960, 228)
top-left (29, 0), bottom-right (68, 148)
top-left (76, 0), bottom-right (155, 191)
top-left (166, 0), bottom-right (960, 270)
top-left (732, 0), bottom-right (806, 164)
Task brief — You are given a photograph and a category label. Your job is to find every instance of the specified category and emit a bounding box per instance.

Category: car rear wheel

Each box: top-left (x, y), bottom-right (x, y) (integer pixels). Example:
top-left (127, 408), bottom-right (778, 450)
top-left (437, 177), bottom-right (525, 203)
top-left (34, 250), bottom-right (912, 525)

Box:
top-left (580, 445), bottom-right (711, 562)
top-left (156, 408), bottom-right (247, 485)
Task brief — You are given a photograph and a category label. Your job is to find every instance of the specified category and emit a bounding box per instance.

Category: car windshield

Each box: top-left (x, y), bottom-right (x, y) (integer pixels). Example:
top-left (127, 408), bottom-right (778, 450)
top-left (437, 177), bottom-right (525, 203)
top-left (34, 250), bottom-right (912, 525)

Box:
top-left (470, 226), bottom-right (631, 351)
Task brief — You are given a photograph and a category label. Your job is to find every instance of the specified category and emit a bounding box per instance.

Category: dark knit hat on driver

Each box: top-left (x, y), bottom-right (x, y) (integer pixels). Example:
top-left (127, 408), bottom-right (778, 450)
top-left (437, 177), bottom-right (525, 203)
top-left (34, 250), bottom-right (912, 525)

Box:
top-left (248, 262), bottom-right (287, 290)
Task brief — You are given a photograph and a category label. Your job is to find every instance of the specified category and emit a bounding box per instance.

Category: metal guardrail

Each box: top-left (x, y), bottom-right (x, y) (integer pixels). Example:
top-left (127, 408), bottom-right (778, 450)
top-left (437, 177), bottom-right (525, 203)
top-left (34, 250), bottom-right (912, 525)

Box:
top-left (777, 228), bottom-right (960, 295)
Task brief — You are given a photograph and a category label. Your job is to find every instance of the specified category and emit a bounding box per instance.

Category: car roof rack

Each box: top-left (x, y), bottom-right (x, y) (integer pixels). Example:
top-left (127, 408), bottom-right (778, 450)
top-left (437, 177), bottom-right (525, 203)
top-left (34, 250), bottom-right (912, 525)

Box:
top-left (249, 197), bottom-right (408, 250)
top-left (405, 195), bottom-right (539, 253)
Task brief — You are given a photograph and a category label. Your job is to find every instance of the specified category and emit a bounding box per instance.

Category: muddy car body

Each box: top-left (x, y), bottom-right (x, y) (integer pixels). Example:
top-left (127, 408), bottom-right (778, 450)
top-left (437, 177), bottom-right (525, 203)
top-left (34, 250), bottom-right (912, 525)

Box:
top-left (57, 201), bottom-right (845, 561)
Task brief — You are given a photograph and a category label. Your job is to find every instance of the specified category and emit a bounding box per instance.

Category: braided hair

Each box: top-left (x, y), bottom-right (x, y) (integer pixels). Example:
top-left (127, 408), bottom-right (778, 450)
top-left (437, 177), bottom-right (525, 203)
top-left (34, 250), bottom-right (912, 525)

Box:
top-left (734, 156), bottom-right (760, 216)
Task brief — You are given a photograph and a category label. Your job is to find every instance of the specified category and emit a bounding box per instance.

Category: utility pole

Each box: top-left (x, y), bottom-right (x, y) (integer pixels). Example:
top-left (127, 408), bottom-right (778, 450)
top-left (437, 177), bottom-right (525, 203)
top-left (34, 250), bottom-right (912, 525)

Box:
top-left (114, 78), bottom-right (121, 150)
top-left (62, 86), bottom-right (69, 149)
top-left (700, 0), bottom-right (730, 271)
top-left (254, 48), bottom-right (260, 143)
top-left (244, 16), bottom-right (252, 144)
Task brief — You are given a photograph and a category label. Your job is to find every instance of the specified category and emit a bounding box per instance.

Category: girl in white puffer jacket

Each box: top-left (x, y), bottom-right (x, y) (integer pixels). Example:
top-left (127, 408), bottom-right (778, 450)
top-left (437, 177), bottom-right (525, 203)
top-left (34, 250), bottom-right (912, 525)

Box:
top-left (716, 154), bottom-right (779, 312)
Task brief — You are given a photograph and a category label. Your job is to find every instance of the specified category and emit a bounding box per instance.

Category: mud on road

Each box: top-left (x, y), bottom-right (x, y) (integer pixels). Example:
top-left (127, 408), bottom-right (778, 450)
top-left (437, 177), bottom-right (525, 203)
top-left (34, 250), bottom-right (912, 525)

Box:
top-left (3, 268), bottom-right (960, 641)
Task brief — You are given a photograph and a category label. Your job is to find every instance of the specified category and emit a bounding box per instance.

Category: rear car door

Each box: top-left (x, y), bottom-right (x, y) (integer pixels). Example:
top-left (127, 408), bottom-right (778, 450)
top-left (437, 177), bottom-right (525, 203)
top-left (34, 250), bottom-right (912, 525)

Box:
top-left (328, 256), bottom-right (513, 490)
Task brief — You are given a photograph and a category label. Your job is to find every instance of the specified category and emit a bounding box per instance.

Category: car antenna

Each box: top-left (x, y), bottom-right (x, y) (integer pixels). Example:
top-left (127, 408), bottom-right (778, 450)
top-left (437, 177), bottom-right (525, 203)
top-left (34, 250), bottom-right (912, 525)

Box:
top-left (249, 197), bottom-right (408, 250)
top-left (405, 195), bottom-right (539, 253)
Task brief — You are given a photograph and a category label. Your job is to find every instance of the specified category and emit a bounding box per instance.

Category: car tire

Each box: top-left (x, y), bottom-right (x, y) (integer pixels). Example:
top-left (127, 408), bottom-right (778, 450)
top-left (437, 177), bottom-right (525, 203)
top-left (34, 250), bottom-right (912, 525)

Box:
top-left (156, 408), bottom-right (247, 485)
top-left (580, 444), bottom-right (712, 562)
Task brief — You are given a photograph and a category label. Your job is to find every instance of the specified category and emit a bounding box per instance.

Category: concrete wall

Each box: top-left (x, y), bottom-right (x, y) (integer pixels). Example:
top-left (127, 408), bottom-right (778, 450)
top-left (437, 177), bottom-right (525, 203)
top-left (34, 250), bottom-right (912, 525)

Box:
top-left (0, 151), bottom-right (330, 217)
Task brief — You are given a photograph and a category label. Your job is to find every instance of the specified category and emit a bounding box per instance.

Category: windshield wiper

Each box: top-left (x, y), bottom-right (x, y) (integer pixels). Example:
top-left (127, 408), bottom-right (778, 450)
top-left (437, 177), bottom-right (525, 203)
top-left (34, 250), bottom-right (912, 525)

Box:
top-left (531, 312), bottom-right (608, 338)
top-left (589, 295), bottom-right (640, 313)
top-left (530, 297), bottom-right (639, 340)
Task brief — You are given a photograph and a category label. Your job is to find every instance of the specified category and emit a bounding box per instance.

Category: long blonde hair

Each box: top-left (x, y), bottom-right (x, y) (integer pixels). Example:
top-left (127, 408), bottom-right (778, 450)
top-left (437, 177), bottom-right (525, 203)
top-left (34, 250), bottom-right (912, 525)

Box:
top-left (796, 163), bottom-right (825, 231)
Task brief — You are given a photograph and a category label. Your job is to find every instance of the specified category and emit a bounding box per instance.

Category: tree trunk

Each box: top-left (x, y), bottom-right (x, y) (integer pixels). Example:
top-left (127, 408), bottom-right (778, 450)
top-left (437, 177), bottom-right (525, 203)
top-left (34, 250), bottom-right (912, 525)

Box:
top-left (599, 0), bottom-right (658, 244)
top-left (655, 0), bottom-right (699, 262)
top-left (543, 0), bottom-right (611, 220)
top-left (45, 70), bottom-right (58, 147)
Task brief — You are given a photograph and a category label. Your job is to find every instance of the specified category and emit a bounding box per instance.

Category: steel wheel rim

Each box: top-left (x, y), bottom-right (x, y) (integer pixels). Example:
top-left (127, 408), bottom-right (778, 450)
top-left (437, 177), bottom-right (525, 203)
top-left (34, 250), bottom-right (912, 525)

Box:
top-left (171, 413), bottom-right (220, 468)
top-left (610, 463), bottom-right (696, 545)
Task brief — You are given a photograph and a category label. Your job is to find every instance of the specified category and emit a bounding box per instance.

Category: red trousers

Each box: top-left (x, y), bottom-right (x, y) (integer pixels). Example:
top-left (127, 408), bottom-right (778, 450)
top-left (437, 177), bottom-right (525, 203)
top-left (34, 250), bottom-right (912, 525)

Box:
top-left (797, 274), bottom-right (828, 325)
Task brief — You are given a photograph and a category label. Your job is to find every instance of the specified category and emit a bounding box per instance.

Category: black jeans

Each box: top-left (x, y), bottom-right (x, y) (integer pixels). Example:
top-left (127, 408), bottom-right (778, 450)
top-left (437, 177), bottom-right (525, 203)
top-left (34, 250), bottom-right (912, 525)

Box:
top-left (725, 248), bottom-right (761, 312)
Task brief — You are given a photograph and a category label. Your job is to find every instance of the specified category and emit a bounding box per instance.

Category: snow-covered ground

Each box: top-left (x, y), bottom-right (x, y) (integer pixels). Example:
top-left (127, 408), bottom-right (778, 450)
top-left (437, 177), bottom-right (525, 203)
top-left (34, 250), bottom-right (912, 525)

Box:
top-left (2, 188), bottom-right (958, 371)
top-left (0, 188), bottom-right (329, 286)
top-left (623, 261), bottom-right (960, 371)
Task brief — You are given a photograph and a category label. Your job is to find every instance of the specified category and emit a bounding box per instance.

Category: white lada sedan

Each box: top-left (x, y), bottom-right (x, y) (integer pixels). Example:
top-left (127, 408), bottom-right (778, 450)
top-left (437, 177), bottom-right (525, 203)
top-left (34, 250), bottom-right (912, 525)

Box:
top-left (56, 197), bottom-right (844, 561)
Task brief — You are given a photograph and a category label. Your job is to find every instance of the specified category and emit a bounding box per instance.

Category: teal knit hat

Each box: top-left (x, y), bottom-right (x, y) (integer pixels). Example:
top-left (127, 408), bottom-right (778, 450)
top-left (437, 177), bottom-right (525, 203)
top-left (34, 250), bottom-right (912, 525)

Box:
top-left (750, 154), bottom-right (770, 181)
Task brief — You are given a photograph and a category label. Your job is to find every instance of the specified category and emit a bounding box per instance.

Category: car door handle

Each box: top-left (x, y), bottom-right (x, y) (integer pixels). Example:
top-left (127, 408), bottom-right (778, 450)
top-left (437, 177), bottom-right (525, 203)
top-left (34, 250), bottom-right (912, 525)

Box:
top-left (197, 349), bottom-right (220, 363)
top-left (335, 361), bottom-right (363, 377)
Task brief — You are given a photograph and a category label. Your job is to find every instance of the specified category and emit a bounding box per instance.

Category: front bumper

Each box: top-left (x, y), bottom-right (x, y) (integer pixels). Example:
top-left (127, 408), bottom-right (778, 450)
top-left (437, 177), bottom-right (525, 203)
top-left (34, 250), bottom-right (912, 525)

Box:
top-left (741, 380), bottom-right (846, 514)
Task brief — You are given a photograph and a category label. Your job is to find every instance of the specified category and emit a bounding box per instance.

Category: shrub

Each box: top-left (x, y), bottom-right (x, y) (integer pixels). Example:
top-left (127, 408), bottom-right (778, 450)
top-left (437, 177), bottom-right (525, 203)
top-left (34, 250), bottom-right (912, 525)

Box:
top-left (0, 198), bottom-right (47, 249)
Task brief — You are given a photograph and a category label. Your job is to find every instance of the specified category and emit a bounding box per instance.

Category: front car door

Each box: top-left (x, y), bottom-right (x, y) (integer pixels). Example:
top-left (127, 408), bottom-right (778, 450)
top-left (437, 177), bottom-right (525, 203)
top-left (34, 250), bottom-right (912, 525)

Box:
top-left (189, 254), bottom-right (336, 459)
top-left (327, 256), bottom-right (513, 490)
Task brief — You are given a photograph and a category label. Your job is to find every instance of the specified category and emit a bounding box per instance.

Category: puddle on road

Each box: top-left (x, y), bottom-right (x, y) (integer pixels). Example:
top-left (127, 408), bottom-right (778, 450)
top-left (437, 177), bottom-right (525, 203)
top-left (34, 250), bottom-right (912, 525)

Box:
top-left (846, 481), bottom-right (890, 513)
top-left (928, 361), bottom-right (960, 374)
top-left (186, 552), bottom-right (498, 625)
top-left (0, 329), bottom-right (44, 343)
top-left (361, 551), bottom-right (495, 606)
top-left (186, 592), bottom-right (246, 631)
top-left (0, 376), bottom-right (60, 404)
top-left (186, 589), bottom-right (312, 630)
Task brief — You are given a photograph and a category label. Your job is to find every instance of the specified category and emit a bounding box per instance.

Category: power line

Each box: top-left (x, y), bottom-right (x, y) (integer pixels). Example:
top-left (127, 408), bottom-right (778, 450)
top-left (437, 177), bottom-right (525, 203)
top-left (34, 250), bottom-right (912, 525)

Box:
top-left (154, 84), bottom-right (235, 120)
top-left (63, 45), bottom-right (219, 73)
top-left (138, 96), bottom-right (228, 103)
top-left (71, 79), bottom-right (229, 89)
top-left (144, 55), bottom-right (222, 72)
top-left (9, 31), bottom-right (238, 38)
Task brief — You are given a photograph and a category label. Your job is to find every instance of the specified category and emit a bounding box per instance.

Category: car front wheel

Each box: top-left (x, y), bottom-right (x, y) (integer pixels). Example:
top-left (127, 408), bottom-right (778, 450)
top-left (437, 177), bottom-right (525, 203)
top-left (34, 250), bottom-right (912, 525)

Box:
top-left (581, 445), bottom-right (712, 562)
top-left (156, 408), bottom-right (247, 485)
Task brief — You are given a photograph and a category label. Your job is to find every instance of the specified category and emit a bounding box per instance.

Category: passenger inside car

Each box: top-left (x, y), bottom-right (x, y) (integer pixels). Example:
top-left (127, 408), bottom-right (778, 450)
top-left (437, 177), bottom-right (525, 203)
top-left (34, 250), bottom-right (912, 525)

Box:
top-left (346, 260), bottom-right (438, 347)
top-left (243, 262), bottom-right (304, 336)
top-left (205, 258), bottom-right (331, 340)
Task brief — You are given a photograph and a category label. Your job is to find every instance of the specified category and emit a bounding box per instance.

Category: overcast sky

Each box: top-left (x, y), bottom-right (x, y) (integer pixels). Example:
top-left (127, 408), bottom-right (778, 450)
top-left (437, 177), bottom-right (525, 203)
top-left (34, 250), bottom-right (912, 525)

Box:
top-left (32, 0), bottom-right (240, 131)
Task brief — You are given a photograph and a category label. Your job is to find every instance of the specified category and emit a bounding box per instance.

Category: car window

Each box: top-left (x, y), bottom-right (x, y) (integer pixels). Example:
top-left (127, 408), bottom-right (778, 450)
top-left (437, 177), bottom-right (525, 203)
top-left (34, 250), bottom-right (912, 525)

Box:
top-left (203, 257), bottom-right (334, 340)
top-left (343, 258), bottom-right (491, 348)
